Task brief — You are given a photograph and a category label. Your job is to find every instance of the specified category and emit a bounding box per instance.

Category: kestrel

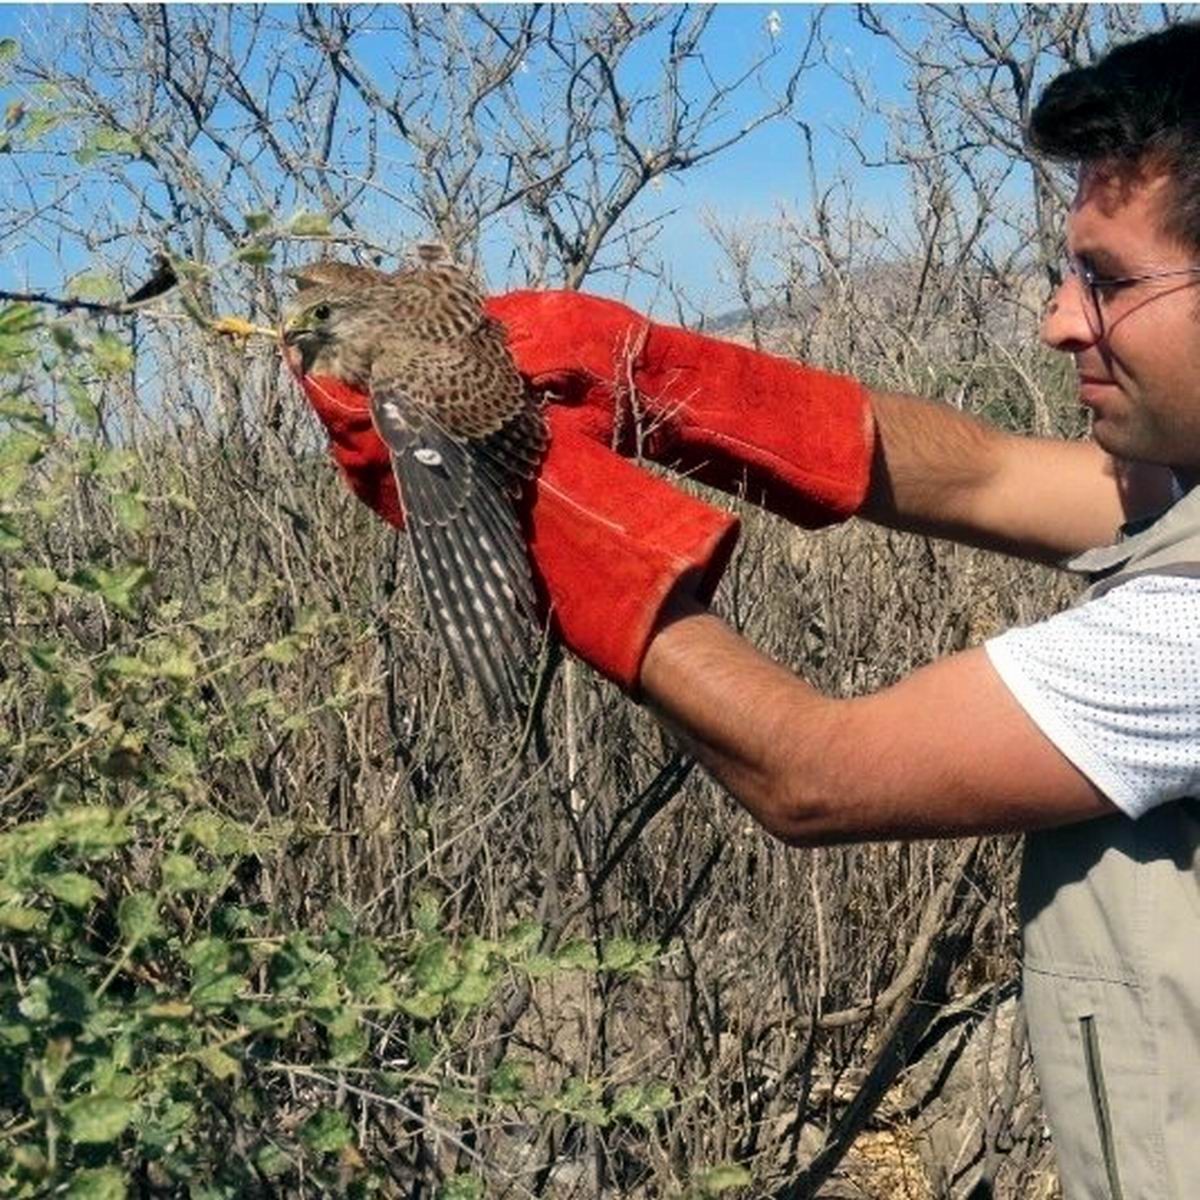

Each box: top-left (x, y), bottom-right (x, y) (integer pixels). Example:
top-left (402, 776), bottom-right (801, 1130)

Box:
top-left (282, 247), bottom-right (548, 716)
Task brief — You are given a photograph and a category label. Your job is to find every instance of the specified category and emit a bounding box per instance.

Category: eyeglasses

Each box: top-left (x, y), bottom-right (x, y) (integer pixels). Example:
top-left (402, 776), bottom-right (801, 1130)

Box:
top-left (1063, 253), bottom-right (1200, 336)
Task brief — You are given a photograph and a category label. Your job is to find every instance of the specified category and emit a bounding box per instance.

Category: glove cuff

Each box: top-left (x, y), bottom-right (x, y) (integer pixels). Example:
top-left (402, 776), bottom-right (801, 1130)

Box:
top-left (637, 323), bottom-right (875, 527)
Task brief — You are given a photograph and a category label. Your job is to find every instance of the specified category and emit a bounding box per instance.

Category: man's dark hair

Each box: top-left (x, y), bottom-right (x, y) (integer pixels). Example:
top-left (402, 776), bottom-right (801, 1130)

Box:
top-left (1028, 20), bottom-right (1200, 252)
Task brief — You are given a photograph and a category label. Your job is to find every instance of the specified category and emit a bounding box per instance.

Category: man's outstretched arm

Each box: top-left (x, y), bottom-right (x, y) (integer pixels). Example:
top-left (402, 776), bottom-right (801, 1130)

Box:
top-left (640, 595), bottom-right (1115, 845)
top-left (861, 390), bottom-right (1175, 563)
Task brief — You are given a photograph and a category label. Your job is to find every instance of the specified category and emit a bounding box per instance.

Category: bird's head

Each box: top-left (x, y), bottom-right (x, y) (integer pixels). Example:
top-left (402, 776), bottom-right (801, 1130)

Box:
top-left (281, 288), bottom-right (380, 386)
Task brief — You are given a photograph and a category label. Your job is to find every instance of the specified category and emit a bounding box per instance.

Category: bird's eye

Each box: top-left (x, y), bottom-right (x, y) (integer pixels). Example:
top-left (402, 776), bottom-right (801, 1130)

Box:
top-left (313, 303), bottom-right (331, 321)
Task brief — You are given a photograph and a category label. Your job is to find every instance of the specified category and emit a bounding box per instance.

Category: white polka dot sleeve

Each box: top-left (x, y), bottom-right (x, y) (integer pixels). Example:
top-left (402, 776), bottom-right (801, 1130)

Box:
top-left (985, 574), bottom-right (1200, 819)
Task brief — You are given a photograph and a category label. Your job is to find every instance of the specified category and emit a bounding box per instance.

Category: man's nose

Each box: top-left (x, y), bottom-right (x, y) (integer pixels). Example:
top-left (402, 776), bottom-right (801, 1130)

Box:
top-left (1040, 273), bottom-right (1098, 350)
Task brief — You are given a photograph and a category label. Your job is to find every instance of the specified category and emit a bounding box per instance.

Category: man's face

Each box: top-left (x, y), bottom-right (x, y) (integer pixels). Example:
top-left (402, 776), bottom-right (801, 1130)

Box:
top-left (1041, 166), bottom-right (1200, 476)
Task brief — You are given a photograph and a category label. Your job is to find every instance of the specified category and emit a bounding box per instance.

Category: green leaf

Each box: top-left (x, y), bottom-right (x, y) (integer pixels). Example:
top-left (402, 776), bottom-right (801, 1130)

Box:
top-left (412, 938), bottom-right (460, 995)
top-left (161, 853), bottom-right (206, 893)
top-left (143, 1000), bottom-right (193, 1020)
top-left (20, 566), bottom-right (57, 595)
top-left (54, 808), bottom-right (127, 860)
top-left (400, 991), bottom-right (444, 1020)
top-left (0, 301), bottom-right (39, 340)
top-left (611, 1080), bottom-right (673, 1128)
top-left (64, 1094), bottom-right (136, 1144)
top-left (182, 811), bottom-right (222, 851)
top-left (235, 244), bottom-right (275, 267)
top-left (140, 1099), bottom-right (194, 1151)
top-left (244, 211), bottom-right (273, 234)
top-left (436, 1085), bottom-right (476, 1120)
top-left (66, 272), bottom-right (120, 303)
top-left (262, 636), bottom-right (299, 664)
top-left (411, 1030), bottom-right (436, 1068)
top-left (545, 1077), bottom-right (608, 1126)
top-left (156, 647), bottom-right (196, 680)
top-left (288, 211), bottom-right (331, 237)
top-left (237, 1002), bottom-right (289, 1033)
top-left (89, 331), bottom-right (133, 375)
top-left (342, 940), bottom-right (385, 999)
top-left (253, 1142), bottom-right (291, 1179)
top-left (185, 937), bottom-right (230, 976)
top-left (51, 321), bottom-right (79, 350)
top-left (116, 892), bottom-right (161, 943)
top-left (0, 430), bottom-right (44, 468)
top-left (326, 898), bottom-right (356, 936)
top-left (0, 461), bottom-right (28, 501)
top-left (44, 872), bottom-right (100, 909)
top-left (0, 38), bottom-right (19, 63)
top-left (70, 390), bottom-right (101, 428)
top-left (0, 904), bottom-right (46, 932)
top-left (91, 448), bottom-right (137, 478)
top-left (438, 1175), bottom-right (484, 1200)
top-left (500, 920), bottom-right (542, 959)
top-left (412, 890), bottom-right (441, 935)
top-left (22, 108), bottom-right (66, 144)
top-left (104, 654), bottom-right (150, 678)
top-left (73, 561), bottom-right (153, 616)
top-left (0, 514), bottom-right (23, 550)
top-left (196, 1045), bottom-right (240, 1081)
top-left (190, 973), bottom-right (244, 1008)
top-left (299, 1107), bottom-right (352, 1154)
top-left (82, 126), bottom-right (139, 157)
top-left (0, 394), bottom-right (46, 425)
top-left (0, 1021), bottom-right (31, 1046)
top-left (600, 935), bottom-right (657, 974)
top-left (18, 979), bottom-right (49, 1020)
top-left (488, 1061), bottom-right (528, 1102)
top-left (449, 969), bottom-right (495, 1009)
top-left (555, 939), bottom-right (599, 970)
top-left (329, 1019), bottom-right (368, 1065)
top-left (112, 490), bottom-right (147, 533)
top-left (67, 1166), bottom-right (127, 1200)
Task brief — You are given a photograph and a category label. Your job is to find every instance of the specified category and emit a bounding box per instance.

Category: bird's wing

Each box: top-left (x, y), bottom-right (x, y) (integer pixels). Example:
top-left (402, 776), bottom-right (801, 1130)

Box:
top-left (369, 345), bottom-right (544, 717)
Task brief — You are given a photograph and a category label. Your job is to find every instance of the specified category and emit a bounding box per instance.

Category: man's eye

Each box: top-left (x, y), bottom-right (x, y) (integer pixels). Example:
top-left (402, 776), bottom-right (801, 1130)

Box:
top-left (313, 304), bottom-right (331, 321)
top-left (1090, 275), bottom-right (1130, 301)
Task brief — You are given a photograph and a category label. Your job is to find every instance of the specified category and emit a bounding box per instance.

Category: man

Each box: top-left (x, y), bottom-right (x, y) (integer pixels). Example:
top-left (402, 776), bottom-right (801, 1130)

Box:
top-left (289, 23), bottom-right (1200, 1198)
top-left (634, 25), bottom-right (1200, 1198)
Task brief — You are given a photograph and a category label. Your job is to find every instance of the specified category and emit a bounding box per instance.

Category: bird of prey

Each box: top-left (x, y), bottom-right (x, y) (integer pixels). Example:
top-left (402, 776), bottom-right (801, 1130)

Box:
top-left (282, 247), bottom-right (548, 717)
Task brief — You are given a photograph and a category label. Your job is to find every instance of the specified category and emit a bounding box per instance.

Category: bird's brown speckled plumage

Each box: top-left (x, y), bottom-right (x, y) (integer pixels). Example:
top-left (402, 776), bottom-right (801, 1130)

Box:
top-left (283, 249), bottom-right (547, 716)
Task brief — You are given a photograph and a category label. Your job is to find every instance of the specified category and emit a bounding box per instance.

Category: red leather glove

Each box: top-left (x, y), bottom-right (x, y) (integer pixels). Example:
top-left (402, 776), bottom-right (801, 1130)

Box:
top-left (293, 369), bottom-right (738, 690)
top-left (484, 291), bottom-right (875, 528)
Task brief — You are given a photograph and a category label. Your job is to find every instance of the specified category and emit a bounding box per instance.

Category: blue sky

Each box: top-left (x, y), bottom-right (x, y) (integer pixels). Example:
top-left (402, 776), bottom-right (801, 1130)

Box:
top-left (0, 3), bottom-right (924, 313)
top-left (0, 4), bottom-right (1041, 314)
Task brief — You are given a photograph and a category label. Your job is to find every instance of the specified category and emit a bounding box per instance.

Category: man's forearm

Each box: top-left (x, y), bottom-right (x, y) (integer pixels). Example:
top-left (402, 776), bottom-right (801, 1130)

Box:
top-left (639, 599), bottom-right (842, 845)
top-left (859, 389), bottom-right (1171, 560)
top-left (639, 593), bottom-right (1116, 846)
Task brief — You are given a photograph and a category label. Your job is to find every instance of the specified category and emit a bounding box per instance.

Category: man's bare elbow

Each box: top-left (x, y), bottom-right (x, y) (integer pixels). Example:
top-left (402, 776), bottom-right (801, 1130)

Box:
top-left (736, 771), bottom-right (839, 848)
top-left (738, 705), bottom-right (882, 847)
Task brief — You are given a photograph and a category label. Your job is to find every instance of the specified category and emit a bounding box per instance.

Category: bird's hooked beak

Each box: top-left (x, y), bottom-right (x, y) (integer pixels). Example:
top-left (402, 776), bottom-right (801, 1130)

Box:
top-left (281, 315), bottom-right (317, 347)
top-left (280, 311), bottom-right (331, 376)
